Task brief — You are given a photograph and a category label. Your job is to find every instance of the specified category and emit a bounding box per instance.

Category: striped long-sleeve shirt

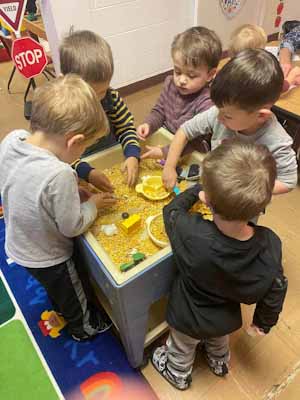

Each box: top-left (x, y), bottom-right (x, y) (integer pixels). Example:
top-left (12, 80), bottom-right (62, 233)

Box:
top-left (74, 88), bottom-right (140, 181)
top-left (144, 75), bottom-right (213, 135)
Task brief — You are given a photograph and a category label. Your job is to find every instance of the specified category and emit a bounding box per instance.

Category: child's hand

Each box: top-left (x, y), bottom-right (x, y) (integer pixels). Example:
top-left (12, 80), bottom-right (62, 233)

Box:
top-left (246, 324), bottom-right (266, 337)
top-left (286, 66), bottom-right (300, 86)
top-left (78, 186), bottom-right (93, 203)
top-left (89, 192), bottom-right (117, 209)
top-left (162, 165), bottom-right (177, 191)
top-left (141, 145), bottom-right (164, 160)
top-left (88, 169), bottom-right (114, 192)
top-left (137, 123), bottom-right (150, 141)
top-left (122, 156), bottom-right (139, 187)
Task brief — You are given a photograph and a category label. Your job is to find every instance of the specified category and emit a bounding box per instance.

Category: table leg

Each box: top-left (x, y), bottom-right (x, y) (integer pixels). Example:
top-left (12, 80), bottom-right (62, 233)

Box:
top-left (111, 301), bottom-right (149, 369)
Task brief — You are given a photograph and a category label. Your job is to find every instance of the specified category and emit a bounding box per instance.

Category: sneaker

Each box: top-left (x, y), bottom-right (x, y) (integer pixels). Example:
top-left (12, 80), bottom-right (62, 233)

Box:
top-left (71, 311), bottom-right (112, 342)
top-left (205, 352), bottom-right (229, 377)
top-left (151, 346), bottom-right (192, 391)
top-left (94, 312), bottom-right (112, 334)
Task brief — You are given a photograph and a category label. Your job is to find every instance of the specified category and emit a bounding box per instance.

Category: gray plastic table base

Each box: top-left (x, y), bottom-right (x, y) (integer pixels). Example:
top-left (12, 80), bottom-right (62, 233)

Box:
top-left (75, 236), bottom-right (176, 368)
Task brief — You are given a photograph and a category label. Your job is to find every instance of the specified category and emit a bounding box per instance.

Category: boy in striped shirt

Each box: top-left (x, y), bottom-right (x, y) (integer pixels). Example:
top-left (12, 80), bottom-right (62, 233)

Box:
top-left (60, 30), bottom-right (140, 188)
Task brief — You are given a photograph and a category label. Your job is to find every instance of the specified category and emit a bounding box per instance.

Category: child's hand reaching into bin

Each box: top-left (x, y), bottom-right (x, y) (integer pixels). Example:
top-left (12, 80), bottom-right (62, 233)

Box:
top-left (141, 145), bottom-right (164, 160)
top-left (122, 156), bottom-right (139, 187)
top-left (89, 192), bottom-right (118, 209)
top-left (88, 169), bottom-right (114, 192)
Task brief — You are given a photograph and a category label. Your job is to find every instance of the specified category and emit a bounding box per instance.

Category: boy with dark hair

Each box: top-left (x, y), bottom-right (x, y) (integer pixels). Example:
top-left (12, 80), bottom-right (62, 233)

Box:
top-left (60, 30), bottom-right (140, 188)
top-left (138, 26), bottom-right (222, 158)
top-left (152, 140), bottom-right (287, 390)
top-left (162, 49), bottom-right (297, 195)
top-left (0, 75), bottom-right (117, 340)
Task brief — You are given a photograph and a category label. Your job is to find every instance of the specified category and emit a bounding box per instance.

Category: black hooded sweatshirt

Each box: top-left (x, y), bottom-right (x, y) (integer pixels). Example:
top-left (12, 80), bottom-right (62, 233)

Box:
top-left (164, 184), bottom-right (287, 339)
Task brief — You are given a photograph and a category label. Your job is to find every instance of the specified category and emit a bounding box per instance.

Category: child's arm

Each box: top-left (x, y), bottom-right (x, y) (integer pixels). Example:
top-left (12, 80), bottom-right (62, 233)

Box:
top-left (272, 139), bottom-right (298, 194)
top-left (279, 28), bottom-right (299, 77)
top-left (273, 179), bottom-right (295, 195)
top-left (163, 107), bottom-right (215, 190)
top-left (163, 128), bottom-right (188, 190)
top-left (163, 184), bottom-right (202, 243)
top-left (72, 160), bottom-right (114, 192)
top-left (252, 272), bottom-right (288, 334)
top-left (107, 89), bottom-right (140, 186)
top-left (46, 169), bottom-right (116, 237)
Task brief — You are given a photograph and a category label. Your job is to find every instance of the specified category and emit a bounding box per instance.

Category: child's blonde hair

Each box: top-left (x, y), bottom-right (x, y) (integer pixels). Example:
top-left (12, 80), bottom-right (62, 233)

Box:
top-left (30, 74), bottom-right (107, 138)
top-left (202, 139), bottom-right (276, 221)
top-left (171, 26), bottom-right (222, 70)
top-left (228, 24), bottom-right (267, 57)
top-left (59, 30), bottom-right (114, 83)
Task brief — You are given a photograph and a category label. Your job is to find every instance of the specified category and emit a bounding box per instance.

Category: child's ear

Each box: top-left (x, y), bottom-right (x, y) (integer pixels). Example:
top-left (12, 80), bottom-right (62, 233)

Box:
top-left (66, 133), bottom-right (85, 149)
top-left (257, 108), bottom-right (272, 122)
top-left (207, 68), bottom-right (217, 82)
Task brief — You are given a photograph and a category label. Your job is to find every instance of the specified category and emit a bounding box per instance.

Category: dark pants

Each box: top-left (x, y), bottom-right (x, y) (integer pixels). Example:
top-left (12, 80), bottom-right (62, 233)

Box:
top-left (25, 257), bottom-right (99, 337)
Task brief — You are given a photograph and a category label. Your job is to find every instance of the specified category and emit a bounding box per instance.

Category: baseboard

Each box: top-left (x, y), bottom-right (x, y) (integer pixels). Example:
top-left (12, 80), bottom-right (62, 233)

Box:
top-left (118, 70), bottom-right (172, 97)
top-left (118, 32), bottom-right (280, 96)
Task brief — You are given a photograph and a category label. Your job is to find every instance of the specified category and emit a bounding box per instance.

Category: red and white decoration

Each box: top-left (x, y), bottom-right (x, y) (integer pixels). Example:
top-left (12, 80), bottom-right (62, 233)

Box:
top-left (12, 36), bottom-right (48, 79)
top-left (274, 0), bottom-right (284, 29)
top-left (219, 0), bottom-right (246, 19)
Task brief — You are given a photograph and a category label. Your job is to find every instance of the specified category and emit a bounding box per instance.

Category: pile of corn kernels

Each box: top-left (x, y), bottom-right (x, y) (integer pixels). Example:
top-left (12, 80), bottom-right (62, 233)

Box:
top-left (85, 160), bottom-right (212, 268)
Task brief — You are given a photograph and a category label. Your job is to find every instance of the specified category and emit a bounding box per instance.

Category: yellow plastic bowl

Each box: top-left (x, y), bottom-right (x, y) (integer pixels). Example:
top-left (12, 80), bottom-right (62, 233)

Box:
top-left (135, 175), bottom-right (170, 201)
top-left (146, 214), bottom-right (169, 248)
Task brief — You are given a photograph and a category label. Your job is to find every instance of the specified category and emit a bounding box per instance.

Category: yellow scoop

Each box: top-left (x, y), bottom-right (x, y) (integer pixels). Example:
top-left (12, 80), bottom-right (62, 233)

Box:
top-left (135, 175), bottom-right (170, 201)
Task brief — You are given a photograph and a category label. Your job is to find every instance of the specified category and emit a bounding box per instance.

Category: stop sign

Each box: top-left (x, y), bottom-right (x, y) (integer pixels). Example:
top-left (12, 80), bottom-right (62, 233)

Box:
top-left (12, 37), bottom-right (48, 79)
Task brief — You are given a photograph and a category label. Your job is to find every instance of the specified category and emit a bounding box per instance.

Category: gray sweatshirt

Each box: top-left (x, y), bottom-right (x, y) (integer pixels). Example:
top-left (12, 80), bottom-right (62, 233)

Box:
top-left (181, 106), bottom-right (298, 189)
top-left (0, 130), bottom-right (97, 268)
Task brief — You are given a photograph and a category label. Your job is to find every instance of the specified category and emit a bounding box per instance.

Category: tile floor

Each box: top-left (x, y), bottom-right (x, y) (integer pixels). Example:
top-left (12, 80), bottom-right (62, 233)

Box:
top-left (1, 59), bottom-right (300, 399)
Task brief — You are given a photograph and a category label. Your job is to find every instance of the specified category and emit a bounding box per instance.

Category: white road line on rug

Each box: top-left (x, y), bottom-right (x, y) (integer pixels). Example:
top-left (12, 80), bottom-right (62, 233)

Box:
top-left (0, 270), bottom-right (64, 400)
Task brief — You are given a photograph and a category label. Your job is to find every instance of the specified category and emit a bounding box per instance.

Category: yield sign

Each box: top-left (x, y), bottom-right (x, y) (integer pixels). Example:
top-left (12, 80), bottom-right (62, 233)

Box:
top-left (0, 1), bottom-right (27, 33)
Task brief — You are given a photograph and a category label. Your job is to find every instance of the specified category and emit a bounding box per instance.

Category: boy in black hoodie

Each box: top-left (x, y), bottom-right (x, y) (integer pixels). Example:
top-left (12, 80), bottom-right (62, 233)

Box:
top-left (152, 139), bottom-right (288, 390)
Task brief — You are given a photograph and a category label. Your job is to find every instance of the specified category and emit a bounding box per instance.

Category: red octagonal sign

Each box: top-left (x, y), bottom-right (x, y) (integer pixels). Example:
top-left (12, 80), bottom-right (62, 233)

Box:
top-left (12, 37), bottom-right (48, 79)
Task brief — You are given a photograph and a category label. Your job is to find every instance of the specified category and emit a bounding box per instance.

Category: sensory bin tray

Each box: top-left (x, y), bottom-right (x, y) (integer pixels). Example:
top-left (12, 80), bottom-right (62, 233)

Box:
top-left (83, 128), bottom-right (208, 285)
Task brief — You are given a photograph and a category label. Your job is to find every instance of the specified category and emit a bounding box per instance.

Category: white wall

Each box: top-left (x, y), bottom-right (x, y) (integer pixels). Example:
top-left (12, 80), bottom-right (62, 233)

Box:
top-left (282, 0), bottom-right (300, 22)
top-left (196, 0), bottom-right (263, 49)
top-left (261, 0), bottom-right (300, 36)
top-left (40, 0), bottom-right (195, 88)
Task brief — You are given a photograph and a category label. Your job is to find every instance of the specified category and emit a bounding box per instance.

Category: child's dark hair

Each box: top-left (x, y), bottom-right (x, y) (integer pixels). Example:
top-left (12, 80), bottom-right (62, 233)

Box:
top-left (171, 26), bottom-right (222, 70)
top-left (211, 49), bottom-right (284, 111)
top-left (202, 139), bottom-right (276, 221)
top-left (59, 30), bottom-right (114, 83)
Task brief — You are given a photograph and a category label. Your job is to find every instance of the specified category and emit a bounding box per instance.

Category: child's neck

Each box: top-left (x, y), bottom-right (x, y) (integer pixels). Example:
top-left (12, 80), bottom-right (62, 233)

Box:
top-left (213, 214), bottom-right (254, 241)
top-left (26, 131), bottom-right (65, 160)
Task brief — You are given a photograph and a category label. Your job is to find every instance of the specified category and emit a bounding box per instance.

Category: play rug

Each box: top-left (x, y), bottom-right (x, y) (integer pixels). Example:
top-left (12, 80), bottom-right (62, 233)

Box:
top-left (0, 217), bottom-right (157, 400)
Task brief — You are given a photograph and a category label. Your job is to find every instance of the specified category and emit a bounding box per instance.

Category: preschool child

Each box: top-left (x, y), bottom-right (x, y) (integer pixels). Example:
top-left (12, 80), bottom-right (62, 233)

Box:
top-left (228, 23), bottom-right (300, 88)
top-left (162, 49), bottom-right (298, 195)
top-left (0, 75), bottom-right (117, 341)
top-left (152, 140), bottom-right (287, 390)
top-left (138, 26), bottom-right (222, 158)
top-left (60, 30), bottom-right (140, 187)
top-left (279, 21), bottom-right (300, 78)
top-left (228, 24), bottom-right (267, 57)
